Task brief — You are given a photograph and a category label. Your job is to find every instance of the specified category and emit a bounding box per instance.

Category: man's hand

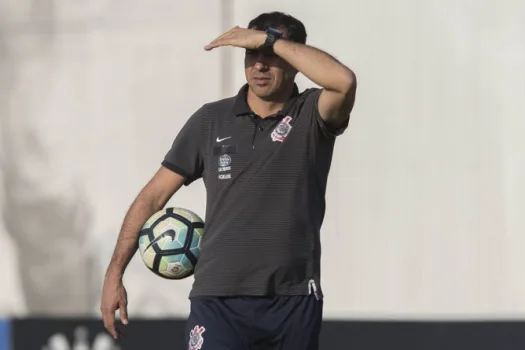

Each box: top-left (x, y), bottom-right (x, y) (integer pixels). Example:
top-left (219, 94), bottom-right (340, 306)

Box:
top-left (205, 26), bottom-right (266, 51)
top-left (100, 275), bottom-right (129, 339)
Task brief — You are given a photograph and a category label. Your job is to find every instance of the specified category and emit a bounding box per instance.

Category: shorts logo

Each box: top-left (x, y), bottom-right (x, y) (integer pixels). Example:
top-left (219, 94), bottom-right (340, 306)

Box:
top-left (271, 116), bottom-right (293, 142)
top-left (189, 325), bottom-right (206, 350)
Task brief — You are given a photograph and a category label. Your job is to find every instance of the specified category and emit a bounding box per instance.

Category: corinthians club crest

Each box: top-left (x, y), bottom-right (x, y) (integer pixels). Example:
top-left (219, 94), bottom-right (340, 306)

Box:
top-left (189, 325), bottom-right (206, 350)
top-left (271, 116), bottom-right (293, 142)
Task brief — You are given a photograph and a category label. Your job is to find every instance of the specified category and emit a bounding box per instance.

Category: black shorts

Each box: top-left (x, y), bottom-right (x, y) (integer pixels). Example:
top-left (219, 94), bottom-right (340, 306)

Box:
top-left (186, 295), bottom-right (323, 350)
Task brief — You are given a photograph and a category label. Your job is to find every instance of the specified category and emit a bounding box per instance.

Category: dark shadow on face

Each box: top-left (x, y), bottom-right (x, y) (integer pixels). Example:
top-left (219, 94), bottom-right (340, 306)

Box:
top-left (244, 49), bottom-right (297, 100)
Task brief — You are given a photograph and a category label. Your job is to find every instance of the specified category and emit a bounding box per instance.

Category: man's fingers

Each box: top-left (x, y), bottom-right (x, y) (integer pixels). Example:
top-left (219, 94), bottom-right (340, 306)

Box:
top-left (204, 37), bottom-right (218, 50)
top-left (205, 29), bottom-right (237, 50)
top-left (102, 308), bottom-right (118, 339)
top-left (119, 300), bottom-right (129, 325)
top-left (217, 27), bottom-right (237, 40)
top-left (205, 37), bottom-right (226, 50)
top-left (209, 32), bottom-right (229, 46)
top-left (204, 42), bottom-right (217, 51)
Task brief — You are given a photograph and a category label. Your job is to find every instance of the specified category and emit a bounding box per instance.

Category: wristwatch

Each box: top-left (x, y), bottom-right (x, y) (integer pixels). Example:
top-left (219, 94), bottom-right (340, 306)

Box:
top-left (261, 27), bottom-right (283, 53)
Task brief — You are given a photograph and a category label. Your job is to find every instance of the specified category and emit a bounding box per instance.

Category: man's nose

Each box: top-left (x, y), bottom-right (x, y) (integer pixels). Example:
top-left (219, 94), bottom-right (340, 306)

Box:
top-left (254, 60), bottom-right (269, 71)
top-left (254, 51), bottom-right (271, 68)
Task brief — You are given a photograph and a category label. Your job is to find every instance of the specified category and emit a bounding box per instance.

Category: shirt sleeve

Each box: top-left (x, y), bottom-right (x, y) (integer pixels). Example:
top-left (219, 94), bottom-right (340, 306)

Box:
top-left (304, 88), bottom-right (349, 138)
top-left (161, 107), bottom-right (205, 186)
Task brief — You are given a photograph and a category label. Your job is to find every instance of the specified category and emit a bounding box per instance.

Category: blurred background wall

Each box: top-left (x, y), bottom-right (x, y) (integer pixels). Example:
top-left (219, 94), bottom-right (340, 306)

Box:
top-left (0, 0), bottom-right (524, 332)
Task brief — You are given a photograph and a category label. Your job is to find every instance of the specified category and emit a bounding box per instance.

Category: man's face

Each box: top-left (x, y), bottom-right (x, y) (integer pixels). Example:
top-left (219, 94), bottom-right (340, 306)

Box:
top-left (244, 28), bottom-right (297, 100)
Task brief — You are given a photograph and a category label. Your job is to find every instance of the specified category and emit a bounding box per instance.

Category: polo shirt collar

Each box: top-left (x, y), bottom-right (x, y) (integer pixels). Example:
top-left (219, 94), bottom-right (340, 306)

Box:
top-left (232, 83), bottom-right (300, 118)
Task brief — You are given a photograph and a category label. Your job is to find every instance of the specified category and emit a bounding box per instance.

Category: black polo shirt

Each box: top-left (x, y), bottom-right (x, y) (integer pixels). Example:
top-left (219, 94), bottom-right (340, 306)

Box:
top-left (162, 84), bottom-right (348, 298)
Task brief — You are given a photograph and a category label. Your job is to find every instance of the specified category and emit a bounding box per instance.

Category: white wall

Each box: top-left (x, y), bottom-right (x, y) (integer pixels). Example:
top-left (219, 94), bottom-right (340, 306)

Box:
top-left (0, 0), bottom-right (524, 319)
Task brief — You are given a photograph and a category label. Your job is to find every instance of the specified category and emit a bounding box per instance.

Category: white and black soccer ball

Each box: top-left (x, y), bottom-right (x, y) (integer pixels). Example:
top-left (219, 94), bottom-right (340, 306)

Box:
top-left (138, 207), bottom-right (205, 279)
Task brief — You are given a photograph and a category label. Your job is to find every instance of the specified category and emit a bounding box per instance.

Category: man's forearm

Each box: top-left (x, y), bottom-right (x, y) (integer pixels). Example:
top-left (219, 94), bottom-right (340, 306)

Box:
top-left (105, 195), bottom-right (161, 280)
top-left (273, 39), bottom-right (355, 93)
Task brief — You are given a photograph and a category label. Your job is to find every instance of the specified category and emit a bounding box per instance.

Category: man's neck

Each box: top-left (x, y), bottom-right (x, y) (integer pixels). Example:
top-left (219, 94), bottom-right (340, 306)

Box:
top-left (247, 85), bottom-right (295, 118)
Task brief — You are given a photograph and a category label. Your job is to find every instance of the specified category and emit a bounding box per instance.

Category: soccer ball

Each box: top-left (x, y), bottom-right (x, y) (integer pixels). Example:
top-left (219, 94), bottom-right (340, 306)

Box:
top-left (138, 207), bottom-right (205, 279)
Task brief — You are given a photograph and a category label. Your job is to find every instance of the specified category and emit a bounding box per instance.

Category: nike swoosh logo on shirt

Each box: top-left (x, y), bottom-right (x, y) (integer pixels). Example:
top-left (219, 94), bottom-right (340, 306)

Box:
top-left (216, 136), bottom-right (232, 142)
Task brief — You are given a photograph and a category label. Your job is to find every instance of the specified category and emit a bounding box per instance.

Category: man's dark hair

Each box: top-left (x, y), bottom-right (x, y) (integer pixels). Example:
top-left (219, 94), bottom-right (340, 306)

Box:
top-left (248, 12), bottom-right (307, 44)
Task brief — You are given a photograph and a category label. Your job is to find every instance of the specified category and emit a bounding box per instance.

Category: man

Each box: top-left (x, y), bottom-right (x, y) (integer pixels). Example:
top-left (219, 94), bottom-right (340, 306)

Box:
top-left (101, 11), bottom-right (357, 350)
